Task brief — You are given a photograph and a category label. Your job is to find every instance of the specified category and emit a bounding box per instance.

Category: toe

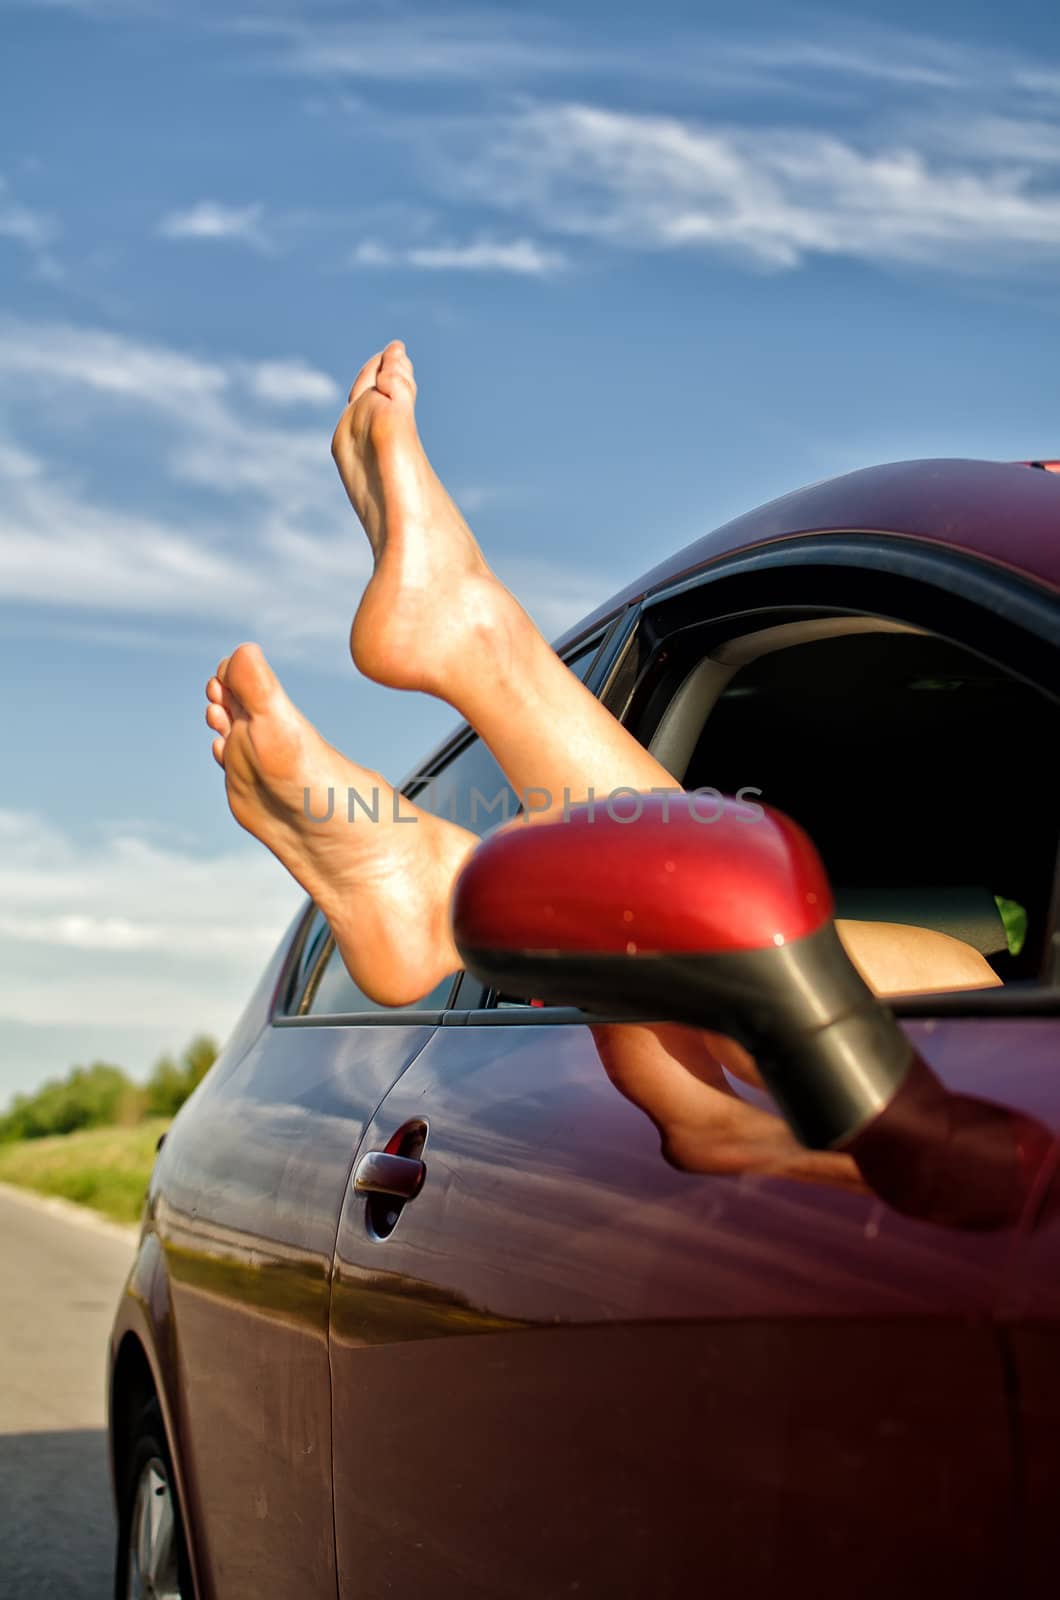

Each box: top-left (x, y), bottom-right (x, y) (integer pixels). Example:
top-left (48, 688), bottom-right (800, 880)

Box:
top-left (211, 735), bottom-right (226, 768)
top-left (349, 350), bottom-right (384, 405)
top-left (225, 641), bottom-right (280, 716)
top-left (376, 341), bottom-right (416, 407)
top-left (206, 701), bottom-right (232, 737)
top-left (206, 675), bottom-right (225, 704)
top-left (216, 655), bottom-right (231, 684)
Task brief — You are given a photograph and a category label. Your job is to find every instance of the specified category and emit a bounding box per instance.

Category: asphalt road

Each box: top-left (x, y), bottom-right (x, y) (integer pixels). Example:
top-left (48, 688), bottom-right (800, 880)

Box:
top-left (0, 1183), bottom-right (137, 1599)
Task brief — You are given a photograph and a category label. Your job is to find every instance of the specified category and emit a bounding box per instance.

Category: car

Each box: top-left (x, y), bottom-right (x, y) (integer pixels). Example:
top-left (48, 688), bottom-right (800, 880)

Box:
top-left (108, 456), bottom-right (1059, 1600)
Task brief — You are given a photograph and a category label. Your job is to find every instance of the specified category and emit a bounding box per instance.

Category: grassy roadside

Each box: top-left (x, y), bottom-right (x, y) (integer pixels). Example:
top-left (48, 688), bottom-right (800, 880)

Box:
top-left (0, 1118), bottom-right (170, 1223)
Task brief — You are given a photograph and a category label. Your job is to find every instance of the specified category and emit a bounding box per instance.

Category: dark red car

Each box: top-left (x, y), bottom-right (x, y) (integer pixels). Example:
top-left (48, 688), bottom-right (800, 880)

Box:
top-left (109, 458), bottom-right (1059, 1600)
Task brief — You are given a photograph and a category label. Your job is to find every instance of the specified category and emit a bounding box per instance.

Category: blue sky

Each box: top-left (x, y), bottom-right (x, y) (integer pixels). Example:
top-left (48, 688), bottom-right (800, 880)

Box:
top-left (1, 0), bottom-right (1059, 1100)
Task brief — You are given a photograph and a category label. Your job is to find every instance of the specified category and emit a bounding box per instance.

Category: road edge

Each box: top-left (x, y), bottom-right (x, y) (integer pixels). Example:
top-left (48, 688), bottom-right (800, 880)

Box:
top-left (0, 1179), bottom-right (140, 1245)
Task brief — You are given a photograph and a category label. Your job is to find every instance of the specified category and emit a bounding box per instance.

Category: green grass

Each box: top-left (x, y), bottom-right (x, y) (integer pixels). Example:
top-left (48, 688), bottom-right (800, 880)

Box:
top-left (0, 1118), bottom-right (170, 1223)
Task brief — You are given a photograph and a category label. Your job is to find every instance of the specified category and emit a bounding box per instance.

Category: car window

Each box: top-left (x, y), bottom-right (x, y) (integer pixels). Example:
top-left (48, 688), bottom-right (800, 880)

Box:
top-left (673, 628), bottom-right (1059, 986)
top-left (305, 942), bottom-right (458, 1017)
top-left (489, 615), bottom-right (1058, 1010)
top-left (409, 734), bottom-right (516, 835)
top-left (286, 734), bottom-right (518, 1018)
top-left (563, 640), bottom-right (604, 684)
top-left (282, 905), bottom-right (331, 1014)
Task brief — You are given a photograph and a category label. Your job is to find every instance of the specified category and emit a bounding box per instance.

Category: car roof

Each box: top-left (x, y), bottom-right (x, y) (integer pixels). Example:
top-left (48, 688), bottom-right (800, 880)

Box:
top-left (553, 457), bottom-right (1060, 653)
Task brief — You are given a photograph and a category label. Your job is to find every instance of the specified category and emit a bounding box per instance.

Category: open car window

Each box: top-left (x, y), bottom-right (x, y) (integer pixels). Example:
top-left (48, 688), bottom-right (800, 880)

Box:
top-left (661, 626), bottom-right (1059, 988)
top-left (489, 612), bottom-right (1058, 1012)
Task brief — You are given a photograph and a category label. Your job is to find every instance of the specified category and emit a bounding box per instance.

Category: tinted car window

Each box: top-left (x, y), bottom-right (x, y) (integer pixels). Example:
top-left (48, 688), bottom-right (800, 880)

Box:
top-left (410, 734), bottom-right (517, 835)
top-left (306, 943), bottom-right (457, 1016)
top-left (288, 735), bottom-right (516, 1018)
top-left (283, 906), bottom-right (330, 1014)
top-left (563, 640), bottom-right (603, 684)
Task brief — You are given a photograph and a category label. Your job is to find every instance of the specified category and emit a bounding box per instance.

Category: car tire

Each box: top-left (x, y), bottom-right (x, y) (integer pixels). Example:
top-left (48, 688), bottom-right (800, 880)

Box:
top-left (114, 1397), bottom-right (194, 1600)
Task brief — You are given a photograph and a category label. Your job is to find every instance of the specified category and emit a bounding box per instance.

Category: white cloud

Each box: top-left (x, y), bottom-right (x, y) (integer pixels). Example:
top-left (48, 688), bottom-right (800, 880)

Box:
top-left (1013, 69), bottom-right (1060, 98)
top-left (0, 315), bottom-right (620, 654)
top-left (0, 202), bottom-right (53, 248)
top-left (0, 318), bottom-right (227, 403)
top-left (0, 172), bottom-right (59, 276)
top-left (241, 358), bottom-right (341, 408)
top-left (352, 234), bottom-right (564, 275)
top-left (243, 11), bottom-right (1039, 108)
top-left (351, 239), bottom-right (393, 267)
top-left (0, 319), bottom-right (368, 644)
top-left (0, 809), bottom-right (303, 1030)
top-left (714, 34), bottom-right (964, 91)
top-left (448, 100), bottom-right (1060, 274)
top-left (157, 200), bottom-right (272, 252)
top-left (235, 10), bottom-right (583, 84)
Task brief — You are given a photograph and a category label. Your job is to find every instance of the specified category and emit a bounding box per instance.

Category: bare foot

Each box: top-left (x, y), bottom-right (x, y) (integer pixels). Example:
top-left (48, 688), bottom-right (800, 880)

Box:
top-left (204, 642), bottom-right (475, 1006)
top-left (331, 340), bottom-right (525, 697)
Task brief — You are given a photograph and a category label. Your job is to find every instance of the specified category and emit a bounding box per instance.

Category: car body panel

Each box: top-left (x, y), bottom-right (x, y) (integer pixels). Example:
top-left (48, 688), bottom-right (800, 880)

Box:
top-left (328, 1015), bottom-right (1058, 1597)
top-left (143, 1019), bottom-right (441, 1600)
top-left (999, 1146), bottom-right (1060, 1591)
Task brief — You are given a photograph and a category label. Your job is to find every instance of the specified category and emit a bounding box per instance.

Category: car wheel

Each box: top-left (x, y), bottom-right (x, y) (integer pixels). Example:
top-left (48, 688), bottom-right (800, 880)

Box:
top-left (115, 1398), bottom-right (193, 1600)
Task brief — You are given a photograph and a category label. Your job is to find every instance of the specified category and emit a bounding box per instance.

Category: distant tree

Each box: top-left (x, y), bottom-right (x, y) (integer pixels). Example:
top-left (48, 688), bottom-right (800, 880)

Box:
top-left (0, 1062), bottom-right (133, 1141)
top-left (0, 1035), bottom-right (220, 1141)
top-left (144, 1034), bottom-right (218, 1118)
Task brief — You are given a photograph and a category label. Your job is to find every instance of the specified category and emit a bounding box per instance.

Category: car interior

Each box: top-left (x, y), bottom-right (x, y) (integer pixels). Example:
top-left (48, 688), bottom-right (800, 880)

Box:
top-left (635, 618), bottom-right (1059, 987)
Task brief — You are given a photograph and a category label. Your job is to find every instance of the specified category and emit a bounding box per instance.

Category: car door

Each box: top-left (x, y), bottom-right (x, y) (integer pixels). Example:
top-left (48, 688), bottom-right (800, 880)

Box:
top-left (330, 1015), bottom-right (1041, 1600)
top-left (328, 539), bottom-right (1058, 1598)
top-left (154, 905), bottom-right (452, 1600)
top-left (995, 1034), bottom-right (1060, 1592)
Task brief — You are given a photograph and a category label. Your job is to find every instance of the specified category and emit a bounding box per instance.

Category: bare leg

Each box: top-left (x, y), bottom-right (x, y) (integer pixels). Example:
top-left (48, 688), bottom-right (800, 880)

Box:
top-left (331, 342), bottom-right (1000, 999)
top-left (200, 345), bottom-right (996, 1180)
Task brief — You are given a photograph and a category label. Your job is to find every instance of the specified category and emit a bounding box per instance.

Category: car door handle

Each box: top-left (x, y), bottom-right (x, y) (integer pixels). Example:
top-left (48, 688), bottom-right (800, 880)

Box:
top-left (353, 1151), bottom-right (426, 1201)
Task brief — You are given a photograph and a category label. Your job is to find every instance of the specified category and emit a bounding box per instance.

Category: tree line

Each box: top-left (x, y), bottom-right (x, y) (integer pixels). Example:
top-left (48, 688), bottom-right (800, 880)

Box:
top-left (0, 1035), bottom-right (218, 1142)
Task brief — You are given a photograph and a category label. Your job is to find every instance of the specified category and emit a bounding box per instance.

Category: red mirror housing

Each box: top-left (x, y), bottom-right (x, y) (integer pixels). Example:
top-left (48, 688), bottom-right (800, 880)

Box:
top-left (452, 794), bottom-right (911, 1149)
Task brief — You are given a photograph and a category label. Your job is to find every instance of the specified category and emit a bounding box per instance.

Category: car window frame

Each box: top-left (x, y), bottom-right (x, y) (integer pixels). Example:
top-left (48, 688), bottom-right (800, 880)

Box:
top-left (466, 532), bottom-right (1059, 1024)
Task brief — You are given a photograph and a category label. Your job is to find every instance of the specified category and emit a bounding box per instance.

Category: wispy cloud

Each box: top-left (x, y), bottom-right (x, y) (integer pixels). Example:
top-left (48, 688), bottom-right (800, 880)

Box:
top-left (241, 10), bottom-right (1036, 105)
top-left (0, 319), bottom-right (227, 402)
top-left (0, 319), bottom-right (365, 644)
top-left (0, 810), bottom-right (303, 1033)
top-left (352, 234), bottom-right (565, 275)
top-left (216, 14), bottom-right (1060, 283)
top-left (442, 99), bottom-right (1060, 274)
top-left (234, 9), bottom-right (584, 84)
top-left (240, 358), bottom-right (342, 407)
top-left (711, 33), bottom-right (965, 91)
top-left (157, 199), bottom-right (272, 251)
top-left (0, 317), bottom-right (604, 648)
top-left (0, 171), bottom-right (61, 279)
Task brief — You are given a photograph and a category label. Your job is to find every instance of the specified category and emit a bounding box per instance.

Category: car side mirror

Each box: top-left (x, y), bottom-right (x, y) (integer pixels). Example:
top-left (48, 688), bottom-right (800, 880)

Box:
top-left (451, 793), bottom-right (912, 1150)
top-left (452, 793), bottom-right (1052, 1230)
